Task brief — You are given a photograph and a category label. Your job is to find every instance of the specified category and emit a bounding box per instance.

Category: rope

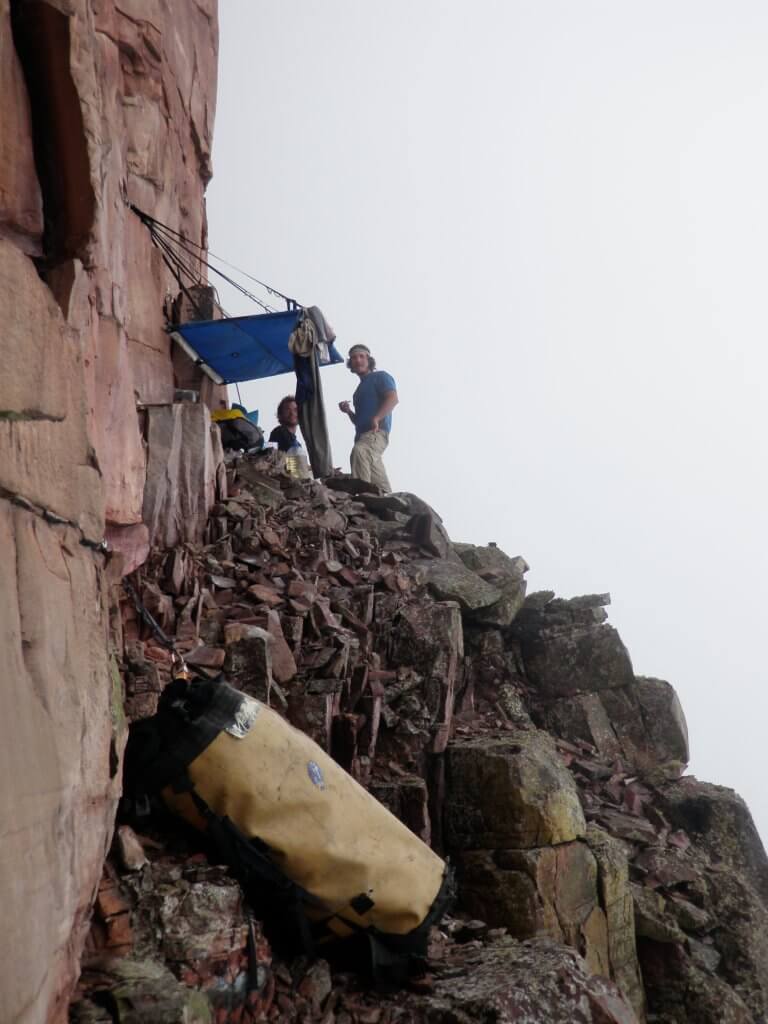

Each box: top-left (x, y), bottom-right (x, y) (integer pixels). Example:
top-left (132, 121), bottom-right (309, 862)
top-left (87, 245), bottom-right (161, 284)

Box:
top-left (150, 219), bottom-right (276, 313)
top-left (129, 203), bottom-right (297, 313)
top-left (138, 209), bottom-right (292, 304)
top-left (122, 578), bottom-right (187, 676)
top-left (140, 217), bottom-right (212, 321)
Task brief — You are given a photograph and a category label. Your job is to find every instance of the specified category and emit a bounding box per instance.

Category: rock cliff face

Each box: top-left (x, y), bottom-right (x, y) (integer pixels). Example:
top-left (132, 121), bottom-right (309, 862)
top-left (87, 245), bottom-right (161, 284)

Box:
top-left (3, 5), bottom-right (768, 1024)
top-left (0, 3), bottom-right (218, 1021)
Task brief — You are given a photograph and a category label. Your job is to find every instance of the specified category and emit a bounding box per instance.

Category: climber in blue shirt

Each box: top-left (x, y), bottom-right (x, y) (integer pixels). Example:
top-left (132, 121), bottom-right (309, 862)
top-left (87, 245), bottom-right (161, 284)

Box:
top-left (338, 344), bottom-right (398, 492)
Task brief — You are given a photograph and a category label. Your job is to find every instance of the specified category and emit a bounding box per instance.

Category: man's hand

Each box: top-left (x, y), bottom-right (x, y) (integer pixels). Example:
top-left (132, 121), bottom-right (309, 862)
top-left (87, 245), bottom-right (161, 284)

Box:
top-left (339, 400), bottom-right (352, 414)
top-left (370, 415), bottom-right (380, 432)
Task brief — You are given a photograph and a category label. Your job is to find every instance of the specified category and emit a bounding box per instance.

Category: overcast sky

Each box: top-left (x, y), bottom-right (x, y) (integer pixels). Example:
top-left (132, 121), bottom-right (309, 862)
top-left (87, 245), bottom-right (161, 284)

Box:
top-left (208, 1), bottom-right (768, 842)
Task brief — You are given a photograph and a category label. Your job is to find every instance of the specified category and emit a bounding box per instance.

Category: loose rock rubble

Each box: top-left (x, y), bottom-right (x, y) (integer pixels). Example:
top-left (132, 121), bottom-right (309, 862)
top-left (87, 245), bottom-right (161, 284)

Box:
top-left (71, 451), bottom-right (768, 1023)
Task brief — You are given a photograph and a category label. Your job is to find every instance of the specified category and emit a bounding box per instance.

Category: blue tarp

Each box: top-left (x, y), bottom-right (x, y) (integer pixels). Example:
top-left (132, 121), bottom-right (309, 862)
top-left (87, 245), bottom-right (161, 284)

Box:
top-left (171, 311), bottom-right (343, 385)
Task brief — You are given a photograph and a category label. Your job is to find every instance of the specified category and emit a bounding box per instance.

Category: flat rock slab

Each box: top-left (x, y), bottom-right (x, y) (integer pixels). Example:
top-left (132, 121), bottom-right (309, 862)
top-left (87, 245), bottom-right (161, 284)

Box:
top-left (185, 645), bottom-right (226, 669)
top-left (323, 476), bottom-right (383, 495)
top-left (355, 492), bottom-right (411, 515)
top-left (455, 542), bottom-right (529, 579)
top-left (416, 559), bottom-right (502, 611)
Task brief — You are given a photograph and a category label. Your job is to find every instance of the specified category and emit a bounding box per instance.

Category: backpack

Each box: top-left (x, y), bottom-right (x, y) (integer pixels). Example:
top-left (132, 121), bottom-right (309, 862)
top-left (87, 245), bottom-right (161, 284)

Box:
top-left (124, 679), bottom-right (453, 987)
top-left (212, 409), bottom-right (264, 451)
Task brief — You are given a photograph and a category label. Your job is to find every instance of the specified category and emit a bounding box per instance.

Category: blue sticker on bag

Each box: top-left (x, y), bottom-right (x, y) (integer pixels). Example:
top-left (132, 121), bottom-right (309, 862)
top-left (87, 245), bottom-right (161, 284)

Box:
top-left (307, 761), bottom-right (325, 790)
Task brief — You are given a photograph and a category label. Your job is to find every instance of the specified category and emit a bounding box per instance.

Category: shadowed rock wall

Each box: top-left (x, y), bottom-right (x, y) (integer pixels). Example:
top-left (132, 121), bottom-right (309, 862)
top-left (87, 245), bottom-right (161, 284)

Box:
top-left (0, 1), bottom-right (218, 1020)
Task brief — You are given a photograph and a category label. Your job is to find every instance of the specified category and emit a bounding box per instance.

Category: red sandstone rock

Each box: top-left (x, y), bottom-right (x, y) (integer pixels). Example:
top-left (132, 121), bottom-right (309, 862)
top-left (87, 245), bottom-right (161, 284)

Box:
top-left (248, 582), bottom-right (285, 607)
top-left (0, 0), bottom-right (42, 253)
top-left (0, 3), bottom-right (220, 1020)
top-left (186, 645), bottom-right (227, 669)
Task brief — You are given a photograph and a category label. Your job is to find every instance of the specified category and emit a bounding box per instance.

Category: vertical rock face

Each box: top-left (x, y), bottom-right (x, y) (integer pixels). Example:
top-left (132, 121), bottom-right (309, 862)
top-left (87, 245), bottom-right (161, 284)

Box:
top-left (0, 504), bottom-right (118, 1024)
top-left (0, 2), bottom-right (218, 1021)
top-left (0, 0), bottom-right (42, 252)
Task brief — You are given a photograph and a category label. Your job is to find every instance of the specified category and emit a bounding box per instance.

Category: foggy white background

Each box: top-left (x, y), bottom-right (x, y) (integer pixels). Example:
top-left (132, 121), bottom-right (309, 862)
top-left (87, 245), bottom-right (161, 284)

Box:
top-left (208, 1), bottom-right (768, 841)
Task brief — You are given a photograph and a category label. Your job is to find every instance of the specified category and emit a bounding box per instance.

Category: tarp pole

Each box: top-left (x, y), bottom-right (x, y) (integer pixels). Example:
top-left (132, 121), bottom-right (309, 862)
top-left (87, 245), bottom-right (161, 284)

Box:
top-left (170, 332), bottom-right (226, 386)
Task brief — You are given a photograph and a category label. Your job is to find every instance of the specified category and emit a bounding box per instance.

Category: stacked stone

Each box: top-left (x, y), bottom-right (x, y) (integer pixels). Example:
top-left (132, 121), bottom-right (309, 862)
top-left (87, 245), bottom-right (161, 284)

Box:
top-left (502, 591), bottom-right (768, 1023)
top-left (120, 449), bottom-right (470, 840)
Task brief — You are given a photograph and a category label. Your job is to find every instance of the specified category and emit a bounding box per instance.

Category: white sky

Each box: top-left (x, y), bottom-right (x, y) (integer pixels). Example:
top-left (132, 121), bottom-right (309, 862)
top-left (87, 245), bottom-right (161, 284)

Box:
top-left (208, 1), bottom-right (768, 842)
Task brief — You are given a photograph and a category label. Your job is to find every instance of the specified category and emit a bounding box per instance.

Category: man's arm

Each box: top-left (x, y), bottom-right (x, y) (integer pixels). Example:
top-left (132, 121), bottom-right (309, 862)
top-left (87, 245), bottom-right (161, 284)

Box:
top-left (371, 389), bottom-right (398, 432)
top-left (338, 400), bottom-right (356, 425)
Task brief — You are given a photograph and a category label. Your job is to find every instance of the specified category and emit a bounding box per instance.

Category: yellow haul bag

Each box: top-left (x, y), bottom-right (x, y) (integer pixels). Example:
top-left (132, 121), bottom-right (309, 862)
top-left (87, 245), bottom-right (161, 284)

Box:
top-left (126, 679), bottom-right (453, 984)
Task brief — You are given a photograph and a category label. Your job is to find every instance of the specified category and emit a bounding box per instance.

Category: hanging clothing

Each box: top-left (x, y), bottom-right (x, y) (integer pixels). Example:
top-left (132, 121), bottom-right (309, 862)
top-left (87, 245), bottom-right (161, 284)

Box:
top-left (288, 307), bottom-right (337, 478)
top-left (297, 348), bottom-right (333, 477)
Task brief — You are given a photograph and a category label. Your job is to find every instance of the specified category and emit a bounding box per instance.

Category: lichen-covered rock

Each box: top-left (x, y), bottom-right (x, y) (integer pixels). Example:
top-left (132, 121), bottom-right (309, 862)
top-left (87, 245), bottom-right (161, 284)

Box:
top-left (456, 843), bottom-right (607, 969)
top-left (399, 492), bottom-right (460, 560)
top-left (454, 542), bottom-right (529, 579)
top-left (77, 858), bottom-right (271, 1024)
top-left (473, 577), bottom-right (528, 628)
top-left (638, 939), bottom-right (754, 1024)
top-left (631, 885), bottom-right (687, 944)
top-left (415, 558), bottom-right (503, 612)
top-left (586, 826), bottom-right (646, 1022)
top-left (71, 959), bottom-right (213, 1024)
top-left (657, 777), bottom-right (768, 903)
top-left (545, 690), bottom-right (625, 760)
top-left (521, 622), bottom-right (635, 700)
top-left (684, 855), bottom-right (768, 1020)
top-left (409, 940), bottom-right (638, 1024)
top-left (456, 831), bottom-right (644, 1019)
top-left (633, 677), bottom-right (689, 763)
top-left (544, 676), bottom-right (689, 774)
top-left (445, 730), bottom-right (586, 849)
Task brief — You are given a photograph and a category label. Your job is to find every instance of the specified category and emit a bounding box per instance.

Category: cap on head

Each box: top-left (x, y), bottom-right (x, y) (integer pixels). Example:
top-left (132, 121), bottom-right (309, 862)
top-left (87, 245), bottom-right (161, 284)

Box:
top-left (348, 344), bottom-right (371, 358)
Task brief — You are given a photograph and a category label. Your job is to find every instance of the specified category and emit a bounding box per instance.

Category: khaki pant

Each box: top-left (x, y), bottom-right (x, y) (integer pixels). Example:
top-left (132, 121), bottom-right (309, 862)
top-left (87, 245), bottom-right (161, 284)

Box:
top-left (350, 430), bottom-right (391, 492)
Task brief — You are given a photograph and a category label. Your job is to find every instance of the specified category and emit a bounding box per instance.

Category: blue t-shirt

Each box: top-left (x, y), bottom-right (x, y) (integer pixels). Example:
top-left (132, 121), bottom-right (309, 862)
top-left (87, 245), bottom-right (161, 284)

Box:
top-left (353, 370), bottom-right (397, 439)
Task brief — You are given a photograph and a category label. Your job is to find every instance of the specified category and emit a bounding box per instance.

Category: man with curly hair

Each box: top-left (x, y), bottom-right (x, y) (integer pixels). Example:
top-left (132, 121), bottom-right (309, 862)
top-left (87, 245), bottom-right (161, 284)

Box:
top-left (269, 395), bottom-right (303, 453)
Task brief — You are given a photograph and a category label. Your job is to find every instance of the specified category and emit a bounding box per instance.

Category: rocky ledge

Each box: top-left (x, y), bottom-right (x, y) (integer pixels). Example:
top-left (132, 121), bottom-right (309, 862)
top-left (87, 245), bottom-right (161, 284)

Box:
top-left (71, 450), bottom-right (768, 1023)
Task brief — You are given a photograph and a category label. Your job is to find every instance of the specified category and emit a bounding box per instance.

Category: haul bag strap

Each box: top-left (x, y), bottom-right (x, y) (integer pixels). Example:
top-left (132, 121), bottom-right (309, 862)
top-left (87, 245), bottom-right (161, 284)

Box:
top-left (159, 683), bottom-right (244, 782)
top-left (186, 786), bottom-right (326, 956)
top-left (131, 681), bottom-right (248, 794)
